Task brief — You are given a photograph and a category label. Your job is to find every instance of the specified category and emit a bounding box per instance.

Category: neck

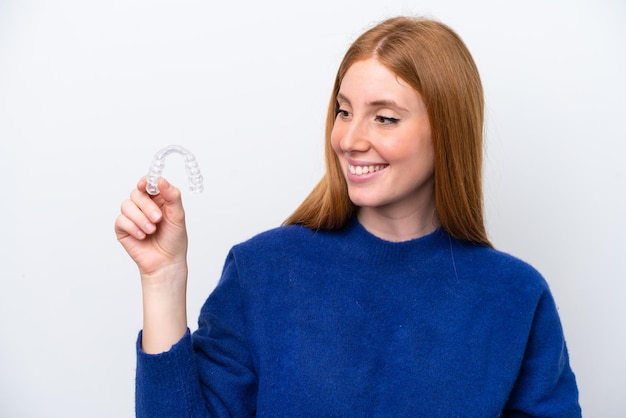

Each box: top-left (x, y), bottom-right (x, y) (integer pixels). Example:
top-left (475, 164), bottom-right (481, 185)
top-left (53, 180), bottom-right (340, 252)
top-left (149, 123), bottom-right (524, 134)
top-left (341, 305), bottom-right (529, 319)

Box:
top-left (357, 206), bottom-right (440, 242)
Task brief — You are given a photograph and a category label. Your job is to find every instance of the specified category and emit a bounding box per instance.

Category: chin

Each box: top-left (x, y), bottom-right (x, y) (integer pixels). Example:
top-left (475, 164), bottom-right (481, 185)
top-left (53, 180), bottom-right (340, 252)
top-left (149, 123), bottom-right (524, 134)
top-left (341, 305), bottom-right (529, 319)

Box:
top-left (347, 192), bottom-right (383, 209)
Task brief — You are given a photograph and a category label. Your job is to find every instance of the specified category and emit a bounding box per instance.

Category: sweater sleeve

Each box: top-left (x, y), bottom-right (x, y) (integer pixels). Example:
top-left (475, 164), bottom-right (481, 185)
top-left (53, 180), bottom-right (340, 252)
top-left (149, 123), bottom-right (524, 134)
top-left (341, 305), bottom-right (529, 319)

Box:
top-left (135, 250), bottom-right (258, 417)
top-left (136, 329), bottom-right (208, 417)
top-left (503, 289), bottom-right (581, 417)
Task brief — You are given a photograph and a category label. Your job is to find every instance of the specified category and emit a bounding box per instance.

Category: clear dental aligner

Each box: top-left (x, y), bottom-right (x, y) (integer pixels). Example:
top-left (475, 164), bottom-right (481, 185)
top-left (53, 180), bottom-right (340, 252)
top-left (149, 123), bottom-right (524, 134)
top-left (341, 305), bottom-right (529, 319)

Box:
top-left (146, 145), bottom-right (204, 195)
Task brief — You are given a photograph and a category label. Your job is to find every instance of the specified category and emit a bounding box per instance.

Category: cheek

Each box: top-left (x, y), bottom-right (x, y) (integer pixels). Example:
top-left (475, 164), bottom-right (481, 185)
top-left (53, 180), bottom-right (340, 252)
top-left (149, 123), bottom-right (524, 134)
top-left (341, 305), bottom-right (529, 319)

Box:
top-left (329, 124), bottom-right (343, 155)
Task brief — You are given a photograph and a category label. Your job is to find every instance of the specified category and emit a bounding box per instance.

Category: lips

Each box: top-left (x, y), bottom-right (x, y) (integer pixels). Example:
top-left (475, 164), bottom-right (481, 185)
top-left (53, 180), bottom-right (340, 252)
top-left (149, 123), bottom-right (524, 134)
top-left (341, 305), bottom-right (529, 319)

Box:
top-left (348, 164), bottom-right (388, 176)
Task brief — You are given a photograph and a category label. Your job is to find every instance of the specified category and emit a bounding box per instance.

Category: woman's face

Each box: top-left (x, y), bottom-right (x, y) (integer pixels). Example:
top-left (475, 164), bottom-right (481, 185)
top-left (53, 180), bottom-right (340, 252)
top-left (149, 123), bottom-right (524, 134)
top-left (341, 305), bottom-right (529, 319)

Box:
top-left (331, 58), bottom-right (435, 223)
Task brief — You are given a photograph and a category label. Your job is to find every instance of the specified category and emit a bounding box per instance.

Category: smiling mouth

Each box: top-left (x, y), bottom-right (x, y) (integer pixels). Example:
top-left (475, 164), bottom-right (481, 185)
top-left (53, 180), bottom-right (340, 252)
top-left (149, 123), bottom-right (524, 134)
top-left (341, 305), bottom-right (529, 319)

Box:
top-left (348, 164), bottom-right (388, 175)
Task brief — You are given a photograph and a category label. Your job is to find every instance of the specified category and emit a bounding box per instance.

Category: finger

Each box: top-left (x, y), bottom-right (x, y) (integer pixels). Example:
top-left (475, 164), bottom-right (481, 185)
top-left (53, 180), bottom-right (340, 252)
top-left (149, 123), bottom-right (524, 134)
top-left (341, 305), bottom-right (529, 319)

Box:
top-left (130, 186), bottom-right (163, 224)
top-left (137, 176), bottom-right (148, 192)
top-left (120, 198), bottom-right (157, 236)
top-left (115, 212), bottom-right (148, 240)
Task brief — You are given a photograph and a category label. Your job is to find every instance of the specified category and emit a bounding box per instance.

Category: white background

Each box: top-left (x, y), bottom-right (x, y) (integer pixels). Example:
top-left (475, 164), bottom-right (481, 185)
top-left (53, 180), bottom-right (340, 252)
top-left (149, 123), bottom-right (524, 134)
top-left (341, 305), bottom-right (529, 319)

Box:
top-left (1, 0), bottom-right (624, 416)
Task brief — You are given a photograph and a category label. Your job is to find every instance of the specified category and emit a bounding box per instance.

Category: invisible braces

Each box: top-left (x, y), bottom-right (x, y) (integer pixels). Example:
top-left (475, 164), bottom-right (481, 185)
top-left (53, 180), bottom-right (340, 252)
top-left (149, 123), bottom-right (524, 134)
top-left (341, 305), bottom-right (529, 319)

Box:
top-left (146, 145), bottom-right (204, 195)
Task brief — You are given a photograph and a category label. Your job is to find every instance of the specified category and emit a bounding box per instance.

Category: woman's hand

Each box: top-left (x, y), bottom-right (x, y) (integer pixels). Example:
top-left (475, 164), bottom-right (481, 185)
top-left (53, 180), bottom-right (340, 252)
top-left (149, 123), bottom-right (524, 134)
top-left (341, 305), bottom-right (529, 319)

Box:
top-left (116, 177), bottom-right (188, 277)
top-left (115, 177), bottom-right (189, 353)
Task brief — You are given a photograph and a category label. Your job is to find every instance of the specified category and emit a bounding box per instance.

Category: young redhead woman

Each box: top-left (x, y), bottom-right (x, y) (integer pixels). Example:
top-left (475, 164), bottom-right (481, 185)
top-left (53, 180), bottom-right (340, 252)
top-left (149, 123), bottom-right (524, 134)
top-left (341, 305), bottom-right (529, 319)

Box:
top-left (331, 58), bottom-right (437, 241)
top-left (116, 16), bottom-right (581, 417)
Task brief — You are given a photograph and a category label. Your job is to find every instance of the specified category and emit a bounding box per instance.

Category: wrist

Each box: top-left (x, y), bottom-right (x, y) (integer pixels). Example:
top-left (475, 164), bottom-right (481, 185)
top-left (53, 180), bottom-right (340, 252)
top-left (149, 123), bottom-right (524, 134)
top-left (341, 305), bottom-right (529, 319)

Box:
top-left (140, 262), bottom-right (188, 292)
top-left (140, 264), bottom-right (189, 354)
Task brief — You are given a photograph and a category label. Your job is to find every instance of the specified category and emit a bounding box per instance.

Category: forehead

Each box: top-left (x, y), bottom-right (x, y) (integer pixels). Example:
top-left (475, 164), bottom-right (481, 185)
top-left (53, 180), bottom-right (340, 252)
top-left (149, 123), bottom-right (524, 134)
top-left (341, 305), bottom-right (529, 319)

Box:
top-left (338, 59), bottom-right (423, 109)
top-left (341, 59), bottom-right (409, 88)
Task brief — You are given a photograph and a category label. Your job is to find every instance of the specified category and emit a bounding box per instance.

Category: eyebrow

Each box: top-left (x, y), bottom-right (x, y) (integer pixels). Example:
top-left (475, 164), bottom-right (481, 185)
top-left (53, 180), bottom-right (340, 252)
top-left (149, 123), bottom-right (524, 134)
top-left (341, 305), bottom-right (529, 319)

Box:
top-left (336, 93), bottom-right (410, 113)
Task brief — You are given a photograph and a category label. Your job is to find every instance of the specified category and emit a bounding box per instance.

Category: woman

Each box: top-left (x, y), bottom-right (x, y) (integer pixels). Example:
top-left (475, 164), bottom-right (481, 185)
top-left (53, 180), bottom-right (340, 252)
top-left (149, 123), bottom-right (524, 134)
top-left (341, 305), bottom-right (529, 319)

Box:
top-left (116, 16), bottom-right (581, 417)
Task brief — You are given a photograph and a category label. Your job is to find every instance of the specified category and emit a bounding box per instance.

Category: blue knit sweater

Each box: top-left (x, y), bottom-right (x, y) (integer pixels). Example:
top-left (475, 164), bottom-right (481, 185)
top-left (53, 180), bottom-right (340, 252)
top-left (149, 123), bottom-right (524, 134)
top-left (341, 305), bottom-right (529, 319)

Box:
top-left (136, 219), bottom-right (581, 417)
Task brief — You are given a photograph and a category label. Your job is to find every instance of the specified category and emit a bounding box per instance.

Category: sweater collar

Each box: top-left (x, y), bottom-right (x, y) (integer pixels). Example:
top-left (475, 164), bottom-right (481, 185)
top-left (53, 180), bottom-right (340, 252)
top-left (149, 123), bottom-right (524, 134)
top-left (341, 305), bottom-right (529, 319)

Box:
top-left (337, 217), bottom-right (451, 265)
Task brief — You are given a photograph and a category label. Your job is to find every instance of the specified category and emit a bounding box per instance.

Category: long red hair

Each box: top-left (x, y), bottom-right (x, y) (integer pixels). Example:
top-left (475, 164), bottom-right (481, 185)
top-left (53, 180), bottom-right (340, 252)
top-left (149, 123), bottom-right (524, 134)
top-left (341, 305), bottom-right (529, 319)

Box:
top-left (284, 16), bottom-right (491, 247)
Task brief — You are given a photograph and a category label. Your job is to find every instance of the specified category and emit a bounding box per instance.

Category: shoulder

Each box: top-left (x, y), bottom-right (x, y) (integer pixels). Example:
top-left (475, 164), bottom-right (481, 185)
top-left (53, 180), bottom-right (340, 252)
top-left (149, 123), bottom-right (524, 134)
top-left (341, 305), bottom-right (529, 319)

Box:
top-left (233, 224), bottom-right (321, 252)
top-left (450, 238), bottom-right (550, 295)
top-left (228, 224), bottom-right (339, 265)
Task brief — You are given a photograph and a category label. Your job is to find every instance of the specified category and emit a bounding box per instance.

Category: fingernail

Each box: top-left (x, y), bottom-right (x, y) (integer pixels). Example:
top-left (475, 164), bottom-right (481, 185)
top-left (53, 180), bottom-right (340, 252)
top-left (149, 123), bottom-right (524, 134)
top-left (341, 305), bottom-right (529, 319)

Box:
top-left (145, 223), bottom-right (156, 233)
top-left (150, 211), bottom-right (161, 222)
top-left (136, 230), bottom-right (146, 239)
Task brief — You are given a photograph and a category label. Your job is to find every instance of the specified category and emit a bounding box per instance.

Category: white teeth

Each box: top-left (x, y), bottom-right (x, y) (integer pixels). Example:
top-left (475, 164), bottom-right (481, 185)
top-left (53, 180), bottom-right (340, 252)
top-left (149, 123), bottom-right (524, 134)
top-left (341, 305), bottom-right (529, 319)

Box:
top-left (349, 164), bottom-right (385, 175)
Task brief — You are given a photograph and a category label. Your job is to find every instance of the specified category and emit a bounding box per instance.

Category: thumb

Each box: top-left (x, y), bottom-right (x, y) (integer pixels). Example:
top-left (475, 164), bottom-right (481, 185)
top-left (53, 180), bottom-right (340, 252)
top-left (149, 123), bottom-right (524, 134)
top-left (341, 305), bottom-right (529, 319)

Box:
top-left (155, 178), bottom-right (186, 219)
top-left (137, 176), bottom-right (180, 202)
top-left (156, 178), bottom-right (180, 202)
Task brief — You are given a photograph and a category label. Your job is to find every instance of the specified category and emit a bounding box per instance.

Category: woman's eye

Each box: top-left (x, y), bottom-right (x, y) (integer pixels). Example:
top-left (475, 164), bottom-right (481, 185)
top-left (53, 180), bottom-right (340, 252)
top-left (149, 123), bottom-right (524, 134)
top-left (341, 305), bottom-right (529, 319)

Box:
top-left (375, 115), bottom-right (400, 125)
top-left (335, 108), bottom-right (350, 119)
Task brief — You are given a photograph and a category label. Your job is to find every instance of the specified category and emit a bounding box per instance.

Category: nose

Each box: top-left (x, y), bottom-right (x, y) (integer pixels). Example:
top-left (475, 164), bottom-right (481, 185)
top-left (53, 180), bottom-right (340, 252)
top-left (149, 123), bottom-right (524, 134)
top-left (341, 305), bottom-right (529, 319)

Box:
top-left (336, 118), bottom-right (370, 153)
